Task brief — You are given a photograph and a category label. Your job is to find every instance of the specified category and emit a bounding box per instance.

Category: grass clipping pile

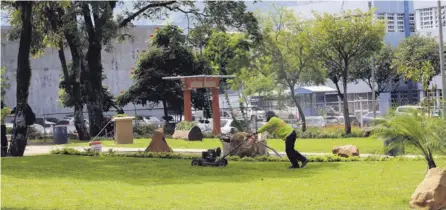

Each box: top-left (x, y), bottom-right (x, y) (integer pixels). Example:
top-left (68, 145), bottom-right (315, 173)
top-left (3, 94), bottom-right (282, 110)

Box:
top-left (228, 132), bottom-right (268, 157)
top-left (145, 128), bottom-right (173, 153)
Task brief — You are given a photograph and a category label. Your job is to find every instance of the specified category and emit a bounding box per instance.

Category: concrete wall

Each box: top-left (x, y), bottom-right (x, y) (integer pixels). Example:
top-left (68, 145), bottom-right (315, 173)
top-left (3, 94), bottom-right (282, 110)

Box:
top-left (1, 25), bottom-right (166, 118)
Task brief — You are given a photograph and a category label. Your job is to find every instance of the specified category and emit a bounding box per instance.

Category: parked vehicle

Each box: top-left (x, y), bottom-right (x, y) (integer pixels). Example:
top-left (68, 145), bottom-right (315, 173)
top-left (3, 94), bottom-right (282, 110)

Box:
top-left (324, 106), bottom-right (342, 116)
top-left (220, 119), bottom-right (238, 134)
top-left (395, 105), bottom-right (436, 117)
top-left (325, 116), bottom-right (340, 125)
top-left (196, 119), bottom-right (212, 132)
top-left (56, 118), bottom-right (90, 135)
top-left (395, 105), bottom-right (424, 115)
top-left (271, 106), bottom-right (299, 120)
top-left (336, 115), bottom-right (361, 127)
top-left (306, 116), bottom-right (326, 127)
top-left (362, 111), bottom-right (383, 127)
top-left (220, 106), bottom-right (266, 122)
top-left (246, 106), bottom-right (265, 122)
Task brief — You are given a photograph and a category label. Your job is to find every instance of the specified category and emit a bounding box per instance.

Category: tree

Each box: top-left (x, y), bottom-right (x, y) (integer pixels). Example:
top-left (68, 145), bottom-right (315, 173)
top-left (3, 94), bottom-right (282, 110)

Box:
top-left (310, 9), bottom-right (385, 134)
top-left (78, 1), bottom-right (261, 136)
top-left (45, 2), bottom-right (91, 140)
top-left (254, 7), bottom-right (325, 132)
top-left (115, 25), bottom-right (212, 120)
top-left (1, 67), bottom-right (10, 101)
top-left (393, 34), bottom-right (441, 86)
top-left (2, 1), bottom-right (94, 140)
top-left (351, 44), bottom-right (401, 96)
top-left (6, 1), bottom-right (33, 156)
top-left (375, 110), bottom-right (446, 169)
top-left (204, 31), bottom-right (253, 131)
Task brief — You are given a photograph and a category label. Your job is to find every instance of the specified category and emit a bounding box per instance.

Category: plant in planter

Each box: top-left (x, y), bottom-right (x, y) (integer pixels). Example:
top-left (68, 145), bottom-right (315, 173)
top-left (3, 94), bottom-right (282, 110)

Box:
top-left (172, 121), bottom-right (203, 141)
top-left (89, 141), bottom-right (103, 152)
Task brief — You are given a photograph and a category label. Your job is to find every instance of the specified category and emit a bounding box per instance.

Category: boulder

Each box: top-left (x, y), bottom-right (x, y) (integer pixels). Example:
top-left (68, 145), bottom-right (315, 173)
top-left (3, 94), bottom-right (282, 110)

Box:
top-left (145, 128), bottom-right (173, 153)
top-left (187, 126), bottom-right (203, 141)
top-left (171, 126), bottom-right (203, 141)
top-left (226, 132), bottom-right (268, 157)
top-left (410, 168), bottom-right (446, 210)
top-left (332, 145), bottom-right (359, 158)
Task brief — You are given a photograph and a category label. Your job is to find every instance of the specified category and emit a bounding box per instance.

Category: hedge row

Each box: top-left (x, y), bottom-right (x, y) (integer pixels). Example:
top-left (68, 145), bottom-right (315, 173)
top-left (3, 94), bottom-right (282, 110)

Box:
top-left (50, 148), bottom-right (434, 163)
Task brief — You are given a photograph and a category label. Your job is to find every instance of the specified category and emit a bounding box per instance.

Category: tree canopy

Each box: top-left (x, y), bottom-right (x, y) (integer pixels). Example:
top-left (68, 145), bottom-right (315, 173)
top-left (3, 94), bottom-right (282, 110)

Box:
top-left (116, 25), bottom-right (212, 119)
top-left (393, 34), bottom-right (441, 84)
top-left (351, 44), bottom-right (401, 96)
top-left (310, 9), bottom-right (386, 134)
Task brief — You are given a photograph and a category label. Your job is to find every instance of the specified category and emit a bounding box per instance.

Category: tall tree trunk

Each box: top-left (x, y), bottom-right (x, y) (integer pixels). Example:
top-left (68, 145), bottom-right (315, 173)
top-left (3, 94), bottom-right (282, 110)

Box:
top-left (290, 87), bottom-right (306, 132)
top-left (64, 7), bottom-right (90, 140)
top-left (162, 99), bottom-right (169, 121)
top-left (85, 43), bottom-right (105, 137)
top-left (82, 3), bottom-right (106, 137)
top-left (342, 59), bottom-right (351, 134)
top-left (9, 1), bottom-right (33, 157)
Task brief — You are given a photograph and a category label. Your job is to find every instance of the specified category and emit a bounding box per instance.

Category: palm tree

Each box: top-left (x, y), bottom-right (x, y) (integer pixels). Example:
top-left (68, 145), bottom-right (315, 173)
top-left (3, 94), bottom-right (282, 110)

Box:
top-left (375, 110), bottom-right (446, 169)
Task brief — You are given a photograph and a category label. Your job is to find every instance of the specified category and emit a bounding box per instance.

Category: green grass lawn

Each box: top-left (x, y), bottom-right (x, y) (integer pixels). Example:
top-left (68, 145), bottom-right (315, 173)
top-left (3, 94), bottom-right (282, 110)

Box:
top-left (65, 137), bottom-right (406, 154)
top-left (2, 155), bottom-right (442, 210)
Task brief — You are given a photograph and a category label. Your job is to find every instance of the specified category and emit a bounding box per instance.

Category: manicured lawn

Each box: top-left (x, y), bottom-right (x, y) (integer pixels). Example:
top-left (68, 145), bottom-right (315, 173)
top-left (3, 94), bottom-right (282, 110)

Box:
top-left (2, 155), bottom-right (442, 209)
top-left (67, 137), bottom-right (392, 154)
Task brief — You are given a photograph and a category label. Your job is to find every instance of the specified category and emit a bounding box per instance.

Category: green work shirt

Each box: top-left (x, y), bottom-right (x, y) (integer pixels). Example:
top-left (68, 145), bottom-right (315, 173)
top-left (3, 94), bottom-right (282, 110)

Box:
top-left (1, 106), bottom-right (10, 125)
top-left (257, 117), bottom-right (294, 139)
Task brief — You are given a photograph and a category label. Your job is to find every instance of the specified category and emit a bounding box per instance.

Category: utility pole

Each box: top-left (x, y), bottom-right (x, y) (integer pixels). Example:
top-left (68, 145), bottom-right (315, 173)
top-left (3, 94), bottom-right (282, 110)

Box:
top-left (371, 57), bottom-right (376, 119)
top-left (369, 0), bottom-right (376, 119)
top-left (438, 0), bottom-right (446, 118)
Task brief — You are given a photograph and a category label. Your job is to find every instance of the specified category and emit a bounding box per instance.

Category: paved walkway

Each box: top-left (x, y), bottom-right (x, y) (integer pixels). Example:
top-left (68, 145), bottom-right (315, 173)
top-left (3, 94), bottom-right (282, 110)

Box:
top-left (23, 145), bottom-right (424, 158)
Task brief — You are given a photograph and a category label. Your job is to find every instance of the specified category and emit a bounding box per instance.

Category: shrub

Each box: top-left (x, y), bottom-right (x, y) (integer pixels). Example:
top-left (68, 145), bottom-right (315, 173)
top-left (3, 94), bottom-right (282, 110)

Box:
top-left (133, 124), bottom-right (158, 138)
top-left (49, 148), bottom-right (443, 163)
top-left (294, 125), bottom-right (365, 139)
top-left (175, 121), bottom-right (198, 131)
top-left (6, 127), bottom-right (12, 134)
top-left (202, 132), bottom-right (217, 138)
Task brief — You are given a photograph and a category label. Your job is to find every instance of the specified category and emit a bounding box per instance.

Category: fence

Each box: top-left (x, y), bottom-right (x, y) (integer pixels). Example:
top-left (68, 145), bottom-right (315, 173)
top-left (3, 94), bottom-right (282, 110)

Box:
top-left (21, 97), bottom-right (381, 139)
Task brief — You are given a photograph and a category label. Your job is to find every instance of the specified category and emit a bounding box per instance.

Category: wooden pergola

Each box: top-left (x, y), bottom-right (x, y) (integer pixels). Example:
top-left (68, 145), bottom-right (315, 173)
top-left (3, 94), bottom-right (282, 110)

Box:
top-left (162, 75), bottom-right (235, 135)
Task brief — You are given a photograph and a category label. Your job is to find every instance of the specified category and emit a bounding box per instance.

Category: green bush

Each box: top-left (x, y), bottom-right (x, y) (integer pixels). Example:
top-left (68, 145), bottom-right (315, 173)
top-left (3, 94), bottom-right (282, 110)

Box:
top-left (202, 132), bottom-right (217, 138)
top-left (49, 147), bottom-right (443, 163)
top-left (294, 125), bottom-right (366, 139)
top-left (175, 121), bottom-right (198, 131)
top-left (6, 127), bottom-right (12, 134)
top-left (133, 124), bottom-right (158, 138)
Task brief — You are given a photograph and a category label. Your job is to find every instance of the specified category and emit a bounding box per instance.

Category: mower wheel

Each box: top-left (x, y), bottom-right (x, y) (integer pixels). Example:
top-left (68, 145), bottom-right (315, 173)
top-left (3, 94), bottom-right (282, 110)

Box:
top-left (218, 159), bottom-right (228, 167)
top-left (191, 159), bottom-right (201, 166)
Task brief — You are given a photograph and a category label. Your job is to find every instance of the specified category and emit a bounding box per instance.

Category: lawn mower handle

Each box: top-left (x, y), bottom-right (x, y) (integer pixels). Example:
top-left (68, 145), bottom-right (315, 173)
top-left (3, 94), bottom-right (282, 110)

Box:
top-left (220, 134), bottom-right (283, 159)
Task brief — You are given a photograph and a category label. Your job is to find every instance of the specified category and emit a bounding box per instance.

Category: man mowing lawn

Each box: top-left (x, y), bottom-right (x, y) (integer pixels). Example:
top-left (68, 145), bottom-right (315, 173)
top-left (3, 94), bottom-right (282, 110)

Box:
top-left (254, 110), bottom-right (309, 169)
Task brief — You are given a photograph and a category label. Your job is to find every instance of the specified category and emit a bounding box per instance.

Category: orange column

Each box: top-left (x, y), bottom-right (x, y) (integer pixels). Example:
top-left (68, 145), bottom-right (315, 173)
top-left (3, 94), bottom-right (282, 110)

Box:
top-left (211, 86), bottom-right (221, 135)
top-left (183, 79), bottom-right (192, 121)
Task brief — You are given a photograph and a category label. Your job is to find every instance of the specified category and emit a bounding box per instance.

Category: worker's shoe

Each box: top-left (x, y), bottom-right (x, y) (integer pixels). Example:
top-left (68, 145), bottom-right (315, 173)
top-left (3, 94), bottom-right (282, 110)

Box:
top-left (301, 159), bottom-right (309, 168)
top-left (288, 165), bottom-right (299, 169)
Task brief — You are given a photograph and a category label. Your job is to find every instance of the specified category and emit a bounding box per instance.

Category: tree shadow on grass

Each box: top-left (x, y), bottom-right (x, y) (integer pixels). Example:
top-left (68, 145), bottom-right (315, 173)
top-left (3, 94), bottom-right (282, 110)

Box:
top-left (1, 155), bottom-right (340, 186)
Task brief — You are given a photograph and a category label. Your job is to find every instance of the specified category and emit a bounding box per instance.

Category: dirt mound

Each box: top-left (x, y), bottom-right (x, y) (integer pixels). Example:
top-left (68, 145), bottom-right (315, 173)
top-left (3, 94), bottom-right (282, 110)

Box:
top-left (145, 128), bottom-right (173, 153)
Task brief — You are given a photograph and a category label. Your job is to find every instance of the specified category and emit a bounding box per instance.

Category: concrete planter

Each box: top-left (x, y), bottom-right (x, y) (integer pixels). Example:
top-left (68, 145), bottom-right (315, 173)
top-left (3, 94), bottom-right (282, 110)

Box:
top-left (112, 116), bottom-right (135, 144)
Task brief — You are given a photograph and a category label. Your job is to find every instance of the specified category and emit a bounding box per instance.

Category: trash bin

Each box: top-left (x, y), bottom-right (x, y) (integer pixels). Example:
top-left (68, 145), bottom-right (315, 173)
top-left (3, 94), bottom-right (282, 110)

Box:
top-left (384, 138), bottom-right (404, 156)
top-left (53, 125), bottom-right (68, 144)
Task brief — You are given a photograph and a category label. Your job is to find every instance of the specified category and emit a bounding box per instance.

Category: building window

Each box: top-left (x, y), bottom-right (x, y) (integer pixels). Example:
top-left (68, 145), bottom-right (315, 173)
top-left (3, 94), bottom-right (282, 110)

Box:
top-left (418, 6), bottom-right (446, 29)
top-left (397, 13), bottom-right (404, 20)
top-left (387, 14), bottom-right (394, 20)
top-left (398, 25), bottom-right (404, 32)
top-left (388, 25), bottom-right (395, 32)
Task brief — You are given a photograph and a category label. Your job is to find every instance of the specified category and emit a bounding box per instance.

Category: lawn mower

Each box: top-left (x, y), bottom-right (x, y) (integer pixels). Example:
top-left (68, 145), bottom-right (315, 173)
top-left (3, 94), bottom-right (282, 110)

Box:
top-left (190, 134), bottom-right (254, 167)
top-left (190, 134), bottom-right (281, 167)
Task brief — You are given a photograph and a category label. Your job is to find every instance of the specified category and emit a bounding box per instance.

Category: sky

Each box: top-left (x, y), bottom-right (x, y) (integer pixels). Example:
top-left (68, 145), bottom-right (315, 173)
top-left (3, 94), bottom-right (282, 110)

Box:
top-left (0, 1), bottom-right (303, 27)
